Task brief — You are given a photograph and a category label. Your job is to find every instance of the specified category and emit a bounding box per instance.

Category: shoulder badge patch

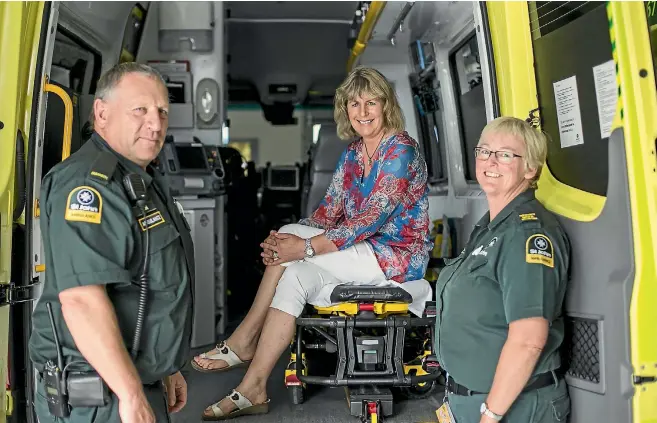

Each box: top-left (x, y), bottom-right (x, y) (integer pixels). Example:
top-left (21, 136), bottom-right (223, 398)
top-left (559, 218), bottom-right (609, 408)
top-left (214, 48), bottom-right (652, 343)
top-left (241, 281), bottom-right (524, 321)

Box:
top-left (519, 213), bottom-right (538, 222)
top-left (65, 186), bottom-right (102, 224)
top-left (525, 234), bottom-right (554, 267)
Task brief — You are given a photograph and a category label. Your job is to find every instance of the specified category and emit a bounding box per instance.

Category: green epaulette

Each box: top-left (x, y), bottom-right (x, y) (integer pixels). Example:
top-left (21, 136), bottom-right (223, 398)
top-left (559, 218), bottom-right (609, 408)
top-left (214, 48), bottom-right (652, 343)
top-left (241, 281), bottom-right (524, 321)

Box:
top-left (87, 150), bottom-right (119, 185)
top-left (514, 201), bottom-right (543, 228)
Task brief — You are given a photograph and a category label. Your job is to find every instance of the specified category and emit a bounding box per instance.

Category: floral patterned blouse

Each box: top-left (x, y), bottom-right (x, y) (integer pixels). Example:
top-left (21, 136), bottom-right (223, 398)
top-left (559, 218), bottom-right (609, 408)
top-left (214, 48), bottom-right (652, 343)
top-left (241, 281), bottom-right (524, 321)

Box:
top-left (299, 131), bottom-right (432, 282)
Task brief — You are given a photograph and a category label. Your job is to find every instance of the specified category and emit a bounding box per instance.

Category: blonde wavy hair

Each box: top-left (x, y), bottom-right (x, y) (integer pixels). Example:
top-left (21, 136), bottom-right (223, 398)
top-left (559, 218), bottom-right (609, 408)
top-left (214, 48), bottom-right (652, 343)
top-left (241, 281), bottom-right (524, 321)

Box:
top-left (333, 67), bottom-right (405, 140)
top-left (479, 116), bottom-right (549, 188)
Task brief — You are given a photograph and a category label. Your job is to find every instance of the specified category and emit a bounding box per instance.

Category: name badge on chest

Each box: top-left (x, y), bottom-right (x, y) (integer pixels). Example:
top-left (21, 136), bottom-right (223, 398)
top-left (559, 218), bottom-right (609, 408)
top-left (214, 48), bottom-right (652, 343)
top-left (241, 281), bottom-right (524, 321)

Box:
top-left (138, 210), bottom-right (166, 232)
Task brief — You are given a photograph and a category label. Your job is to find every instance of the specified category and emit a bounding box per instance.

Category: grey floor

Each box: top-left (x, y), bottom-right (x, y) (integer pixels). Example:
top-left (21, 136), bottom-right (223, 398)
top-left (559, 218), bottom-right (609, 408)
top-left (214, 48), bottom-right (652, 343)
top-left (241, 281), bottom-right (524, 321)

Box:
top-left (170, 344), bottom-right (444, 423)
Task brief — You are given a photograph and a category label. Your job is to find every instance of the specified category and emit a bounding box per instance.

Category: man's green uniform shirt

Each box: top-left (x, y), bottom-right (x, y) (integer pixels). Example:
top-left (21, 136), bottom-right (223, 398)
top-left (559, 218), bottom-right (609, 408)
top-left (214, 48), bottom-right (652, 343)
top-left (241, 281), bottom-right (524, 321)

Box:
top-left (435, 189), bottom-right (570, 393)
top-left (29, 132), bottom-right (195, 385)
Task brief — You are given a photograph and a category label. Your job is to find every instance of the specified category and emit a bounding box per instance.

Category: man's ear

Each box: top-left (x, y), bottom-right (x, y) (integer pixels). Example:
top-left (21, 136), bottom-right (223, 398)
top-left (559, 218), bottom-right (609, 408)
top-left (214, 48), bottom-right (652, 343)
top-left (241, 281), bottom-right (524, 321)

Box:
top-left (93, 99), bottom-right (109, 129)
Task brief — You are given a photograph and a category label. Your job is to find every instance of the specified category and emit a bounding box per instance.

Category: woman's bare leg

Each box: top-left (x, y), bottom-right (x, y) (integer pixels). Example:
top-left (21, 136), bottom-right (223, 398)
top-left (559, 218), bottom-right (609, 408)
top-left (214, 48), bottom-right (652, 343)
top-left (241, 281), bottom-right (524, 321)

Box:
top-left (203, 308), bottom-right (296, 416)
top-left (202, 261), bottom-right (338, 418)
top-left (193, 264), bottom-right (286, 370)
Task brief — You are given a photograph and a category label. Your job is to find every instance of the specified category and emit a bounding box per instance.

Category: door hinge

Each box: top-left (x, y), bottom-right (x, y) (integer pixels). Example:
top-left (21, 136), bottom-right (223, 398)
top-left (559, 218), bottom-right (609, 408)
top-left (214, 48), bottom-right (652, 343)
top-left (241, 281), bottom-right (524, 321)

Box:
top-left (0, 282), bottom-right (40, 306)
top-left (633, 375), bottom-right (657, 385)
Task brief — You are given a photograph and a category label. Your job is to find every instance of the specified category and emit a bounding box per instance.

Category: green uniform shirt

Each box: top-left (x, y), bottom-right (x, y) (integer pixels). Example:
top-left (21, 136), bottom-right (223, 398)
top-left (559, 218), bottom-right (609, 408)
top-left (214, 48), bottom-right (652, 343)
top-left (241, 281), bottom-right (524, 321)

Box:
top-left (29, 133), bottom-right (195, 384)
top-left (435, 189), bottom-right (570, 393)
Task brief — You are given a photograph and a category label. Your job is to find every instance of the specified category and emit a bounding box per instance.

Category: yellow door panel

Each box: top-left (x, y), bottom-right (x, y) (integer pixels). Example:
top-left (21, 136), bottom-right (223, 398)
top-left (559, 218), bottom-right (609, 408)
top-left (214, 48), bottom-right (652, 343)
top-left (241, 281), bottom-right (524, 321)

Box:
top-left (608, 3), bottom-right (657, 421)
top-left (0, 1), bottom-right (46, 421)
top-left (486, 2), bottom-right (538, 119)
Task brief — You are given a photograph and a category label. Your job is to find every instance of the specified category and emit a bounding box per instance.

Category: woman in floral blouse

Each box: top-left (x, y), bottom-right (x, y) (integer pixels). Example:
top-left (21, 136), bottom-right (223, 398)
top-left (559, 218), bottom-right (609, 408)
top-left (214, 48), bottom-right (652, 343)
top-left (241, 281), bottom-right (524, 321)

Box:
top-left (195, 67), bottom-right (432, 421)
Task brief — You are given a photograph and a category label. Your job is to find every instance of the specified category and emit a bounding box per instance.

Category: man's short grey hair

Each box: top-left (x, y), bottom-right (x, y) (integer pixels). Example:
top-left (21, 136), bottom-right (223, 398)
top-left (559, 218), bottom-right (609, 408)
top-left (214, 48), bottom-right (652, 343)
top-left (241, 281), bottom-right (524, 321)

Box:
top-left (88, 62), bottom-right (167, 128)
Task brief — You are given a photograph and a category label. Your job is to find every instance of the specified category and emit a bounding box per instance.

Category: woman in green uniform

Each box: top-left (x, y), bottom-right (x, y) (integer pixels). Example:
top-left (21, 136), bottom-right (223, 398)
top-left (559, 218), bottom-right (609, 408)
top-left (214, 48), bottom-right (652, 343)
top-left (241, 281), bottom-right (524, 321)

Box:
top-left (435, 117), bottom-right (571, 423)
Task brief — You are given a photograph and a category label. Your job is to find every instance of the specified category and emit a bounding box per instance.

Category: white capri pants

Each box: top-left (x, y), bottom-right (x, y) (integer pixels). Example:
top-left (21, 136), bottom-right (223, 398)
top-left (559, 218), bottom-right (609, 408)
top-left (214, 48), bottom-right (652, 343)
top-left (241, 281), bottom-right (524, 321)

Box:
top-left (269, 224), bottom-right (432, 318)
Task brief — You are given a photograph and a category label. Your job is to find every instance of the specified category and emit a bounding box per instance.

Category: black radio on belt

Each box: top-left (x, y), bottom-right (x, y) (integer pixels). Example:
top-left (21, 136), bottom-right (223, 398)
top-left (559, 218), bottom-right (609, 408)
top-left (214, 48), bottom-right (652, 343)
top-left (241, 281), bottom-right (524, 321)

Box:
top-left (44, 303), bottom-right (109, 417)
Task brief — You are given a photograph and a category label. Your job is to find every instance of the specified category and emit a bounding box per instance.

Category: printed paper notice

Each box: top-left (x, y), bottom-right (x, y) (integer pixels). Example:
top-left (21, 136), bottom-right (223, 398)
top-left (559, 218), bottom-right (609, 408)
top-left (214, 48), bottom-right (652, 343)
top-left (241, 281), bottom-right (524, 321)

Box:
top-left (592, 60), bottom-right (617, 139)
top-left (553, 75), bottom-right (584, 148)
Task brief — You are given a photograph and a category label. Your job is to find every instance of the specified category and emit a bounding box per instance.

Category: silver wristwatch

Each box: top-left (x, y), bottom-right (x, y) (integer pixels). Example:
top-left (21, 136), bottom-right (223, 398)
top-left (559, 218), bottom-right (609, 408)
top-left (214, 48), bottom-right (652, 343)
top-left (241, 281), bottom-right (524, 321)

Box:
top-left (480, 403), bottom-right (503, 421)
top-left (304, 238), bottom-right (315, 258)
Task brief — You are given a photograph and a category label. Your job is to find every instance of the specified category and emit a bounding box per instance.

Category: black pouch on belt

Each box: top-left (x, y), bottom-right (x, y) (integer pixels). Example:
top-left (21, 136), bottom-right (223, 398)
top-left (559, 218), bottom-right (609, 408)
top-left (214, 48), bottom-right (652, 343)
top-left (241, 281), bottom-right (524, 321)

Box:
top-left (67, 371), bottom-right (110, 408)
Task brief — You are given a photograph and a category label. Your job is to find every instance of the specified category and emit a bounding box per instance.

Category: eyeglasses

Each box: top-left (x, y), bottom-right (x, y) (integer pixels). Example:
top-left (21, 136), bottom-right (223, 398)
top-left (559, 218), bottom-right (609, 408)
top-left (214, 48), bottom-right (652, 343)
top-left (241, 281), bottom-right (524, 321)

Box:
top-left (474, 147), bottom-right (522, 164)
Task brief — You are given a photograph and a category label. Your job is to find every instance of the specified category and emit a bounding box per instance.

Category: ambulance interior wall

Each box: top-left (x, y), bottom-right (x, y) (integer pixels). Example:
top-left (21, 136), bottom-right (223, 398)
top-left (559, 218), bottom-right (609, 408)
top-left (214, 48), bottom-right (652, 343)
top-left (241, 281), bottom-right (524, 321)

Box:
top-left (359, 1), bottom-right (489, 253)
top-left (59, 2), bottom-right (141, 73)
top-left (137, 1), bottom-right (226, 147)
top-left (227, 108), bottom-right (305, 167)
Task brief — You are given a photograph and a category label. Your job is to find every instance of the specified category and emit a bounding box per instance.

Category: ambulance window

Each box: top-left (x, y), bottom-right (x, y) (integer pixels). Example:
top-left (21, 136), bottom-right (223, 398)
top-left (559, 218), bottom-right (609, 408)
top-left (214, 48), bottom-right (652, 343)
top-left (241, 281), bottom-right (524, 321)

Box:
top-left (52, 26), bottom-right (102, 94)
top-left (449, 32), bottom-right (486, 183)
top-left (410, 72), bottom-right (447, 183)
top-left (646, 1), bottom-right (657, 89)
top-left (530, 2), bottom-right (612, 196)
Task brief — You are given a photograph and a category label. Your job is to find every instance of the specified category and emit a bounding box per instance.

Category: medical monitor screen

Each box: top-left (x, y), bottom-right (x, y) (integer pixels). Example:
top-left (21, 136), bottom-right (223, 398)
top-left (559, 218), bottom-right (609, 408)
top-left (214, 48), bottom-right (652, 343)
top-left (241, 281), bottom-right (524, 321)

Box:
top-left (267, 167), bottom-right (299, 191)
top-left (175, 145), bottom-right (208, 171)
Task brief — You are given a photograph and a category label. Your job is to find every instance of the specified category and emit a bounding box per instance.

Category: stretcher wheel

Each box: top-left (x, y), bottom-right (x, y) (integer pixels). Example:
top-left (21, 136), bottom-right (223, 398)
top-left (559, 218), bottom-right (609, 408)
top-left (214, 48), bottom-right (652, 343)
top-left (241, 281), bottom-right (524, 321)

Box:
top-left (288, 385), bottom-right (305, 405)
top-left (398, 379), bottom-right (439, 400)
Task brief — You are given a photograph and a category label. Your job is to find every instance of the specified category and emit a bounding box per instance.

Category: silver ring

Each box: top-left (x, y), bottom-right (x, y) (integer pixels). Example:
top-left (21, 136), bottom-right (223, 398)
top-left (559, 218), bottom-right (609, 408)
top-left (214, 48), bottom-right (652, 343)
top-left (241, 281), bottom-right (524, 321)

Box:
top-left (272, 251), bottom-right (279, 260)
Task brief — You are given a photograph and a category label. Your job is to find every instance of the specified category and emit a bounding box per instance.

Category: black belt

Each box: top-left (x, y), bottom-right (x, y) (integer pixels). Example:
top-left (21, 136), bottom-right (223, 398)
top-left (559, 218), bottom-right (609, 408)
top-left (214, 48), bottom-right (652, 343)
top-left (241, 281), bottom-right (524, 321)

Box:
top-left (143, 380), bottom-right (163, 389)
top-left (447, 371), bottom-right (558, 396)
top-left (37, 371), bottom-right (161, 389)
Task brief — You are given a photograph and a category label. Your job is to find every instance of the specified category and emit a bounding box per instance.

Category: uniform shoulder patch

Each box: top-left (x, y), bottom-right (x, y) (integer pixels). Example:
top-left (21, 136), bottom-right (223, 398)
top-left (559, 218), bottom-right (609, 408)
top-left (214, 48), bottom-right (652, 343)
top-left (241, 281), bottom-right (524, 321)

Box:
top-left (525, 234), bottom-right (554, 268)
top-left (64, 186), bottom-right (103, 224)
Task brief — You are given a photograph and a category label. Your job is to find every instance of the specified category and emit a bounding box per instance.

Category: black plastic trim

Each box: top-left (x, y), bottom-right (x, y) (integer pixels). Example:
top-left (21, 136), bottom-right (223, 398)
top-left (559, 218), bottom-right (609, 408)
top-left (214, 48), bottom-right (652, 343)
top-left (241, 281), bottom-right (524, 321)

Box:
top-left (55, 25), bottom-right (102, 94)
top-left (479, 1), bottom-right (501, 118)
top-left (13, 130), bottom-right (26, 221)
top-left (448, 29), bottom-right (481, 183)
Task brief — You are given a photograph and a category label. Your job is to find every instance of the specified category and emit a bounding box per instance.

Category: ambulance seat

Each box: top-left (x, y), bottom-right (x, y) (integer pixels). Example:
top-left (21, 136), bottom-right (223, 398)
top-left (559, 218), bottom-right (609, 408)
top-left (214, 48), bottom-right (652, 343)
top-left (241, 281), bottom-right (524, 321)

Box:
top-left (302, 124), bottom-right (347, 218)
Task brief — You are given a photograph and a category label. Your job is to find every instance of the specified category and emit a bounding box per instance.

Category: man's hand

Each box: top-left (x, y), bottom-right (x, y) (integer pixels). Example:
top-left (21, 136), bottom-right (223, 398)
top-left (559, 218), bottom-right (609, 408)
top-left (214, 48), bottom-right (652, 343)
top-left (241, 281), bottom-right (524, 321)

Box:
top-left (118, 391), bottom-right (155, 423)
top-left (164, 371), bottom-right (187, 413)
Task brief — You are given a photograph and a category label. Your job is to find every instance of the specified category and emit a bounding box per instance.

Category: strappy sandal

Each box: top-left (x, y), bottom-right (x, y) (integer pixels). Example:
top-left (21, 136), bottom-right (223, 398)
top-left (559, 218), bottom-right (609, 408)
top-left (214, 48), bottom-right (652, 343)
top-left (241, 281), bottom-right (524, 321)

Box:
top-left (191, 341), bottom-right (252, 373)
top-left (202, 389), bottom-right (270, 421)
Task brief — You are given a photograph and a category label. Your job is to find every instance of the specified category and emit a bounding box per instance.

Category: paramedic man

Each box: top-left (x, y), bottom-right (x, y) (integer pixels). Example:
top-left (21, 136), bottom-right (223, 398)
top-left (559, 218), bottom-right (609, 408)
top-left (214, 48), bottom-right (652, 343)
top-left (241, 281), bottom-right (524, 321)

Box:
top-left (29, 62), bottom-right (193, 423)
top-left (435, 117), bottom-right (571, 423)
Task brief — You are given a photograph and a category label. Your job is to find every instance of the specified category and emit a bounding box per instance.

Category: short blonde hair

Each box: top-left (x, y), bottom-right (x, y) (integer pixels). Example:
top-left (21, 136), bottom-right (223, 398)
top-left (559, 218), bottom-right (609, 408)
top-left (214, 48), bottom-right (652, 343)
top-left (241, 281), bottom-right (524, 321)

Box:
top-left (333, 67), bottom-right (405, 140)
top-left (479, 116), bottom-right (548, 188)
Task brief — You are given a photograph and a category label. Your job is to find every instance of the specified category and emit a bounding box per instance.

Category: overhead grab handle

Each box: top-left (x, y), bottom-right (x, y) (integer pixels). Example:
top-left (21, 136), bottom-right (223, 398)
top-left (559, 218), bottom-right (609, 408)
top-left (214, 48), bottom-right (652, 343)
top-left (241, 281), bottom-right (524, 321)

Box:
top-left (44, 80), bottom-right (73, 161)
top-left (347, 1), bottom-right (387, 71)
